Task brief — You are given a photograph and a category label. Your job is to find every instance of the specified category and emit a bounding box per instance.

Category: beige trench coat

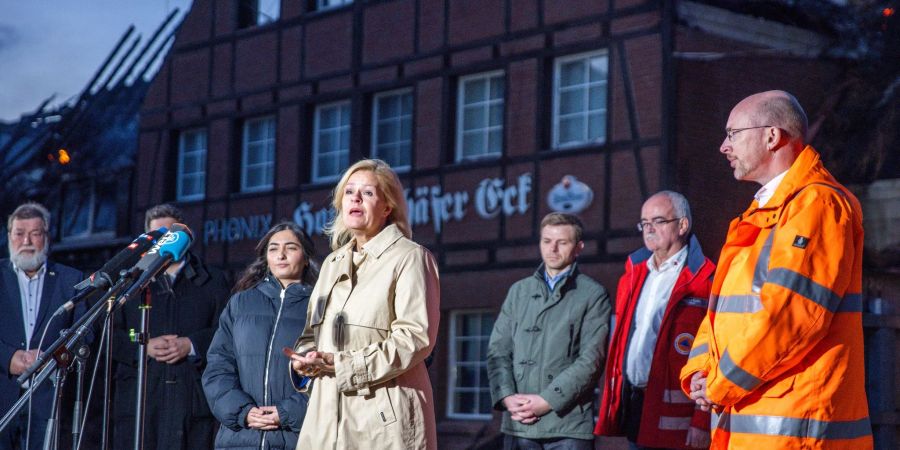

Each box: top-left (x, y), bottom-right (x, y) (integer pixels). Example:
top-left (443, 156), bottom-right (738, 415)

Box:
top-left (294, 224), bottom-right (440, 450)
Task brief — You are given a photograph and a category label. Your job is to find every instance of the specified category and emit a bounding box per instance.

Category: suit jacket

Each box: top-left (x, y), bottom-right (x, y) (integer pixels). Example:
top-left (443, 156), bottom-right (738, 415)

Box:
top-left (0, 259), bottom-right (83, 420)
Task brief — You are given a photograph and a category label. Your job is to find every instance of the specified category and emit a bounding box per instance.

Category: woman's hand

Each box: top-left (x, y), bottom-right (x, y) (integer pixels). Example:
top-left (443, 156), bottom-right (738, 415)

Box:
top-left (290, 351), bottom-right (335, 377)
top-left (246, 406), bottom-right (281, 430)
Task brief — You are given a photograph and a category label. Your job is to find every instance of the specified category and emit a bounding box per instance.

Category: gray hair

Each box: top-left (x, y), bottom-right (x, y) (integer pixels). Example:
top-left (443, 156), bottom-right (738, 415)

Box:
top-left (754, 91), bottom-right (808, 142)
top-left (7, 202), bottom-right (51, 232)
top-left (144, 203), bottom-right (186, 231)
top-left (656, 190), bottom-right (692, 237)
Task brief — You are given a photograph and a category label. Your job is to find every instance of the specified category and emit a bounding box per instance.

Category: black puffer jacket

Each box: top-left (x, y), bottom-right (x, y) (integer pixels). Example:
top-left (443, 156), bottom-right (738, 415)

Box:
top-left (202, 276), bottom-right (310, 450)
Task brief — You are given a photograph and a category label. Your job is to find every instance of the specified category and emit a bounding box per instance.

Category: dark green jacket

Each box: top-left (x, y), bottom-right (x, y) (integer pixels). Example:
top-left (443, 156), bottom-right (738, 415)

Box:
top-left (487, 263), bottom-right (611, 440)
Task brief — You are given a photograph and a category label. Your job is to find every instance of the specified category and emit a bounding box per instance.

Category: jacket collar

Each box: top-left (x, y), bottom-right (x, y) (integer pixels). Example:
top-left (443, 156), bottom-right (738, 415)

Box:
top-left (257, 275), bottom-right (312, 301)
top-left (183, 253), bottom-right (209, 286)
top-left (355, 223), bottom-right (405, 259)
top-left (627, 234), bottom-right (706, 275)
top-left (734, 146), bottom-right (838, 229)
top-left (532, 261), bottom-right (580, 287)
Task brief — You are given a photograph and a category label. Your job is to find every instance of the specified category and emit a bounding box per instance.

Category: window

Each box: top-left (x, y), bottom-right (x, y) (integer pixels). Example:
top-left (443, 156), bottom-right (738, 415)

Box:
top-left (456, 71), bottom-right (504, 162)
top-left (315, 0), bottom-right (353, 11)
top-left (372, 89), bottom-right (413, 172)
top-left (176, 128), bottom-right (207, 201)
top-left (447, 310), bottom-right (496, 419)
top-left (61, 178), bottom-right (116, 240)
top-left (239, 0), bottom-right (280, 27)
top-left (313, 101), bottom-right (351, 182)
top-left (241, 116), bottom-right (276, 192)
top-left (553, 50), bottom-right (609, 149)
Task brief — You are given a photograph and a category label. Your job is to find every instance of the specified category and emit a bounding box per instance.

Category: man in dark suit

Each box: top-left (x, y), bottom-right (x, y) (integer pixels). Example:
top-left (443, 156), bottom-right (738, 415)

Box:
top-left (112, 204), bottom-right (230, 450)
top-left (0, 202), bottom-right (83, 450)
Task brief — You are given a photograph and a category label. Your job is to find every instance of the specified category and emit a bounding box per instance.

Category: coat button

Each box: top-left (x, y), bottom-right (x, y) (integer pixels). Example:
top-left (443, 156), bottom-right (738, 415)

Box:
top-left (547, 374), bottom-right (553, 380)
top-left (554, 387), bottom-right (561, 392)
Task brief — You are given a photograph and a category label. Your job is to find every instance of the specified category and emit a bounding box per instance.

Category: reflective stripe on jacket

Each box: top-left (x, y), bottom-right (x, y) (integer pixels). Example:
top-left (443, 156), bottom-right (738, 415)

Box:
top-left (596, 235), bottom-right (713, 449)
top-left (680, 146), bottom-right (872, 449)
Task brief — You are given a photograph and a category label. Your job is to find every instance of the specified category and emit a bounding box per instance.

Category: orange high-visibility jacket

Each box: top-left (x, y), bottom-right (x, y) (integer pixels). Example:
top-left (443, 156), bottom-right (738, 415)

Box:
top-left (680, 146), bottom-right (872, 449)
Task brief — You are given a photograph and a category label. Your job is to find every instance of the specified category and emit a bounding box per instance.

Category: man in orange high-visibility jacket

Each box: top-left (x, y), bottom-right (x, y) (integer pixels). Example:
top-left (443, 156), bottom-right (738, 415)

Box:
top-left (680, 90), bottom-right (872, 449)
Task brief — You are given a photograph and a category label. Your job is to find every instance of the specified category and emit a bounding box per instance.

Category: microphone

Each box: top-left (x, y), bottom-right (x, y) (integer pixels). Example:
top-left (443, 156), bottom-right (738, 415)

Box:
top-left (53, 228), bottom-right (168, 316)
top-left (116, 224), bottom-right (193, 306)
top-left (73, 228), bottom-right (168, 291)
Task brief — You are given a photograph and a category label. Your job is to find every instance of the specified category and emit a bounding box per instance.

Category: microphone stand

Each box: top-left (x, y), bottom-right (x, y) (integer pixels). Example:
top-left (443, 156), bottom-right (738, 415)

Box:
top-left (132, 288), bottom-right (153, 450)
top-left (71, 344), bottom-right (90, 450)
top-left (102, 252), bottom-right (178, 450)
top-left (1, 271), bottom-right (140, 439)
top-left (100, 288), bottom-right (116, 450)
top-left (44, 347), bottom-right (71, 450)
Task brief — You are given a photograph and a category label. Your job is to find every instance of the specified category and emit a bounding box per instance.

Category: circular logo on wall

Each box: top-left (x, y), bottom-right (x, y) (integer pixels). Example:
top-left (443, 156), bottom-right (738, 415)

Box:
top-left (547, 176), bottom-right (594, 213)
top-left (674, 333), bottom-right (694, 356)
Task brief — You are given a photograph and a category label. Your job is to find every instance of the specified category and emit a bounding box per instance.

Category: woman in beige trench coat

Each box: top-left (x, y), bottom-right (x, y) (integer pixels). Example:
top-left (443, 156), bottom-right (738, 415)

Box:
top-left (290, 159), bottom-right (440, 450)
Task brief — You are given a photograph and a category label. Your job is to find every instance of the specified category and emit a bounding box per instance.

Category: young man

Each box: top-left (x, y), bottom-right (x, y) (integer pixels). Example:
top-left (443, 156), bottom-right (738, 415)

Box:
top-left (111, 204), bottom-right (231, 450)
top-left (488, 213), bottom-right (611, 449)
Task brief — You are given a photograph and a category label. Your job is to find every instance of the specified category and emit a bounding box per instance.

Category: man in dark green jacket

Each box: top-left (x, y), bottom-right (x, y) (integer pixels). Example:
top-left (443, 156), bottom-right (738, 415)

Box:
top-left (488, 213), bottom-right (611, 449)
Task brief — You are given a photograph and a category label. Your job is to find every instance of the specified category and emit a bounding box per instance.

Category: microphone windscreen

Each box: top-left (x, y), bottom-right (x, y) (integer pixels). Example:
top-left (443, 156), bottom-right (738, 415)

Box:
top-left (157, 230), bottom-right (193, 262)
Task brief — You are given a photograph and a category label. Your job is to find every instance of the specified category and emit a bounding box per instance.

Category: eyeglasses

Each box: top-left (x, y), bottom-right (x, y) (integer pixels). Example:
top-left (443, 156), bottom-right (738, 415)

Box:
top-left (636, 218), bottom-right (681, 232)
top-left (725, 125), bottom-right (773, 142)
top-left (10, 230), bottom-right (45, 242)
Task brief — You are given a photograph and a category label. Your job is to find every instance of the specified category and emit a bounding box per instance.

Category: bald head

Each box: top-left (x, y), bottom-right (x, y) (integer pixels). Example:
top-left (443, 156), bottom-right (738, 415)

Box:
top-left (736, 90), bottom-right (808, 144)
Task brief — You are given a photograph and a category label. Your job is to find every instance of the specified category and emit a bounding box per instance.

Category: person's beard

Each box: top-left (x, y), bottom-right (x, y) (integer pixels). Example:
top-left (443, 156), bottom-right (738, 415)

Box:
top-left (9, 242), bottom-right (48, 273)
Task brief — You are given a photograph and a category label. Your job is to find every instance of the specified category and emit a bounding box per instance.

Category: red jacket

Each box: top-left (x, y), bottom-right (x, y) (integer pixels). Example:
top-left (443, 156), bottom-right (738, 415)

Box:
top-left (595, 235), bottom-right (714, 448)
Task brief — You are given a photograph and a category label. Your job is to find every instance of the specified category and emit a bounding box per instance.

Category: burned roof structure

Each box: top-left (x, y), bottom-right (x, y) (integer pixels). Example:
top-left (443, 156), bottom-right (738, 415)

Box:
top-left (0, 9), bottom-right (183, 264)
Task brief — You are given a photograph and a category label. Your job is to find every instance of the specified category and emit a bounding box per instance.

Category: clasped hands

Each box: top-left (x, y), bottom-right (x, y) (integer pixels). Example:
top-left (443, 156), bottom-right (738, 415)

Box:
top-left (289, 350), bottom-right (335, 378)
top-left (147, 334), bottom-right (192, 364)
top-left (689, 371), bottom-right (720, 412)
top-left (502, 394), bottom-right (552, 424)
top-left (246, 405), bottom-right (281, 430)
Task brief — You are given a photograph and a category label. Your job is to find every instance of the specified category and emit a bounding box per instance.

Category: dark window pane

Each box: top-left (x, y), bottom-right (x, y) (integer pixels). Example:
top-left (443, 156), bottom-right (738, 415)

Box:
top-left (480, 314), bottom-right (495, 336)
top-left (479, 391), bottom-right (493, 414)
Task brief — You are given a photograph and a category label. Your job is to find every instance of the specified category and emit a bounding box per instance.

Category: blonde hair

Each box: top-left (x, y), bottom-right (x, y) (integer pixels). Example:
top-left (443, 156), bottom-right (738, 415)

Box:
top-left (325, 159), bottom-right (411, 250)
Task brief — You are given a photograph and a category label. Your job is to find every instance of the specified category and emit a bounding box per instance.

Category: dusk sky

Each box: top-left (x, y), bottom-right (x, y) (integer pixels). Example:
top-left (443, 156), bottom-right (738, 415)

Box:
top-left (0, 0), bottom-right (192, 122)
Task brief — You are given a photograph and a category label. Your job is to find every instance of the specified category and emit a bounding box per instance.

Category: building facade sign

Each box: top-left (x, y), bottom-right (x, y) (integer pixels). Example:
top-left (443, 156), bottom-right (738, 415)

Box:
top-left (203, 214), bottom-right (273, 244)
top-left (547, 175), bottom-right (594, 214)
top-left (203, 173), bottom-right (535, 243)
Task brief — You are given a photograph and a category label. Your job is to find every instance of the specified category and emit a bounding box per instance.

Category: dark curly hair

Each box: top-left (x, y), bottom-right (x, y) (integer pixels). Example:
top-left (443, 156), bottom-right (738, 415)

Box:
top-left (233, 222), bottom-right (319, 292)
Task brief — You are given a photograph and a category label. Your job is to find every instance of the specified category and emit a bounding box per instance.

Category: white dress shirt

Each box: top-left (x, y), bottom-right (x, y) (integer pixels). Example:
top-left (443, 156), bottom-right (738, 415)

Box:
top-left (14, 263), bottom-right (46, 347)
top-left (624, 246), bottom-right (688, 387)
top-left (755, 170), bottom-right (788, 207)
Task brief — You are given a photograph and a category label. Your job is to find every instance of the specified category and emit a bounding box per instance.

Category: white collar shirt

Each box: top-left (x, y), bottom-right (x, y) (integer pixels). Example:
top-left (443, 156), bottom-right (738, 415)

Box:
top-left (755, 170), bottom-right (788, 207)
top-left (14, 263), bottom-right (47, 347)
top-left (624, 246), bottom-right (688, 387)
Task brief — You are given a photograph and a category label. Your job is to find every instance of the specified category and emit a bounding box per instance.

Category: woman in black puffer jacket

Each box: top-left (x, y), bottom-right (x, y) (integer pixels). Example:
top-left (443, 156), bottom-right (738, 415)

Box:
top-left (203, 222), bottom-right (318, 450)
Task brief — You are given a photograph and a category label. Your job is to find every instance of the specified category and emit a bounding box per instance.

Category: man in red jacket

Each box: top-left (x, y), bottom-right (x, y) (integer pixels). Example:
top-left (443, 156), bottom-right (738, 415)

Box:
top-left (595, 191), bottom-right (714, 449)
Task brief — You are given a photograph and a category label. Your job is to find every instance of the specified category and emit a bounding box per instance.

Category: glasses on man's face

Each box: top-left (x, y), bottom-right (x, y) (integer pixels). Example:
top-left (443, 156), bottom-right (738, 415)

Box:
top-left (636, 218), bottom-right (681, 232)
top-left (10, 230), bottom-right (45, 242)
top-left (725, 125), bottom-right (773, 142)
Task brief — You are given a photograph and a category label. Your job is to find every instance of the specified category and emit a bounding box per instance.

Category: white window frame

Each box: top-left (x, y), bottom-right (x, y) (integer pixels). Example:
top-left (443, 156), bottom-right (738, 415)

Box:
top-left (447, 310), bottom-right (495, 420)
top-left (316, 0), bottom-right (353, 11)
top-left (552, 49), bottom-right (609, 149)
top-left (371, 88), bottom-right (413, 173)
top-left (312, 100), bottom-right (352, 183)
top-left (241, 116), bottom-right (276, 193)
top-left (176, 128), bottom-right (207, 201)
top-left (455, 71), bottom-right (505, 162)
top-left (256, 0), bottom-right (281, 25)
